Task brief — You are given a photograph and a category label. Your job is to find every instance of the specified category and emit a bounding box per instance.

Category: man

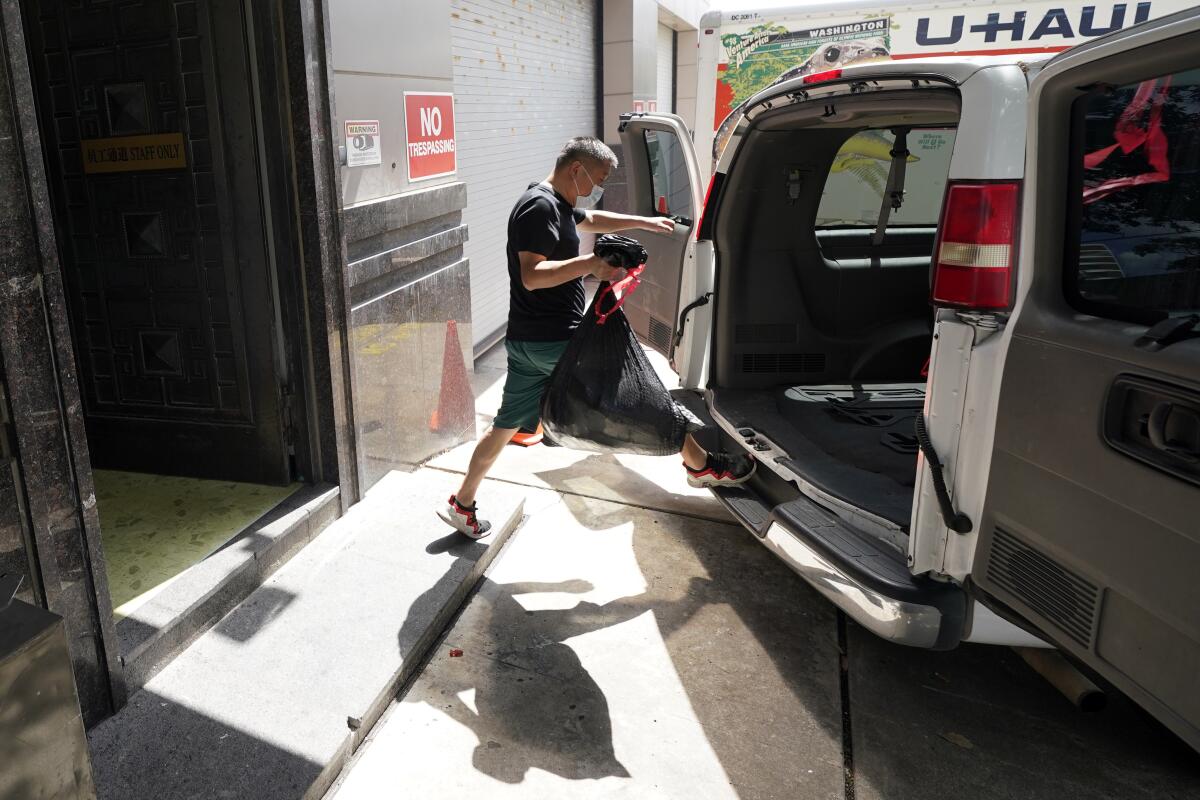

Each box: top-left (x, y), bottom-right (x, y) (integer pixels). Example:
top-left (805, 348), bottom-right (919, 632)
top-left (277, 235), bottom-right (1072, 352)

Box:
top-left (438, 137), bottom-right (754, 538)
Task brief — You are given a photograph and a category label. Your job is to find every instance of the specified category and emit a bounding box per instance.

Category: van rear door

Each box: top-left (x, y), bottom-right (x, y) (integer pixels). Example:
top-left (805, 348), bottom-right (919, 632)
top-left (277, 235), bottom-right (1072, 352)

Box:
top-left (973, 10), bottom-right (1200, 750)
top-left (616, 113), bottom-right (702, 360)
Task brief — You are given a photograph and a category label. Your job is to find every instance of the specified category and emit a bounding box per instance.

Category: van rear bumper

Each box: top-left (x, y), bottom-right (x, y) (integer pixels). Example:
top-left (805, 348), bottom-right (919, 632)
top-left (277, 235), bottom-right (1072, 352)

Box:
top-left (714, 486), bottom-right (966, 650)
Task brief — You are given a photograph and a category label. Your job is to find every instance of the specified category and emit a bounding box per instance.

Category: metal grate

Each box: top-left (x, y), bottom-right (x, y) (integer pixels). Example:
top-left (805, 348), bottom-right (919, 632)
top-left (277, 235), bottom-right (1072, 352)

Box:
top-left (648, 316), bottom-right (673, 352)
top-left (735, 323), bottom-right (797, 344)
top-left (450, 0), bottom-right (598, 347)
top-left (741, 352), bottom-right (825, 374)
top-left (986, 527), bottom-right (1101, 648)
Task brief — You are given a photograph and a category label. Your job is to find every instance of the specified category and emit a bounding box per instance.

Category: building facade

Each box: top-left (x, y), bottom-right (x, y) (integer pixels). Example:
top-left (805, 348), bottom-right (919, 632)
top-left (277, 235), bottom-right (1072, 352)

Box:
top-left (0, 0), bottom-right (706, 727)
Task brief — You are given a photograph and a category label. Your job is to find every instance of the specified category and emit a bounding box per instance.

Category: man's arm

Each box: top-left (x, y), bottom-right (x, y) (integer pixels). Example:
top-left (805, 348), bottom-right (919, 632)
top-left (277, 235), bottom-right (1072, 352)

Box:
top-left (520, 251), bottom-right (624, 291)
top-left (577, 210), bottom-right (676, 236)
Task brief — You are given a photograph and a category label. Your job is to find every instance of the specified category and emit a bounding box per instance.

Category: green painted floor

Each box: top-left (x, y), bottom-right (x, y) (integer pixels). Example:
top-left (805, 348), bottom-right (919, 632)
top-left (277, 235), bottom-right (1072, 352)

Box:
top-left (94, 470), bottom-right (301, 620)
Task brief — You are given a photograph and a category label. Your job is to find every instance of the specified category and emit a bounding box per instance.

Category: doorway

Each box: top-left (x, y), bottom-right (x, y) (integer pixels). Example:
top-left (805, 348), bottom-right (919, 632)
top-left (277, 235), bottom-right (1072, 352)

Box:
top-left (22, 1), bottom-right (310, 618)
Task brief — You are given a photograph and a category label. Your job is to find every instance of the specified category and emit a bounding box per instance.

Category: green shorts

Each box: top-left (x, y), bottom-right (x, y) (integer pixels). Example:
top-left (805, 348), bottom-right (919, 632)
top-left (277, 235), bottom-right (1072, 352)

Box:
top-left (493, 339), bottom-right (570, 431)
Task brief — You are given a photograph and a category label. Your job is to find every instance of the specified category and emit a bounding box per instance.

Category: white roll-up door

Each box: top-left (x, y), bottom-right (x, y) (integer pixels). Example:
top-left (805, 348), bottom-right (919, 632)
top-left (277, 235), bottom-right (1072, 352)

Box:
top-left (656, 23), bottom-right (674, 113)
top-left (451, 0), bottom-right (598, 349)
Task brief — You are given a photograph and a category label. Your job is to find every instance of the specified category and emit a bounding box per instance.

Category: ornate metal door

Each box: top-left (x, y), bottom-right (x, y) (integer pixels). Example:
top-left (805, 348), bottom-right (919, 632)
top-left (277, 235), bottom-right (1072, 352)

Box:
top-left (25, 0), bottom-right (290, 484)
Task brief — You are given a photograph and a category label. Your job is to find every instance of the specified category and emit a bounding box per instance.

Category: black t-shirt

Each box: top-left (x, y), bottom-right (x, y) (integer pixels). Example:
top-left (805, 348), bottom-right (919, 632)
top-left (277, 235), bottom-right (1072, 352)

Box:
top-left (506, 182), bottom-right (587, 342)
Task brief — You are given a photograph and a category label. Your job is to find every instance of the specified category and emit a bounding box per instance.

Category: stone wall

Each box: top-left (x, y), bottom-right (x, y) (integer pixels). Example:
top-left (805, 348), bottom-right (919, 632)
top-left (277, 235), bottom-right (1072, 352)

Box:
top-left (342, 186), bottom-right (473, 491)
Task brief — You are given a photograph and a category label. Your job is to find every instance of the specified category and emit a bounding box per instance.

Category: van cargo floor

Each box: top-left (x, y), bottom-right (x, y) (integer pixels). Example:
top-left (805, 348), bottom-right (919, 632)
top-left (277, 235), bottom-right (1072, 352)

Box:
top-left (711, 385), bottom-right (923, 529)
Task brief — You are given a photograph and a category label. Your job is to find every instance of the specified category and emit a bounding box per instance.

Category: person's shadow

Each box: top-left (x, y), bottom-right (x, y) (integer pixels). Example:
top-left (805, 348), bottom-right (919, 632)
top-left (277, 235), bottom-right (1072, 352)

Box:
top-left (394, 447), bottom-right (742, 786)
top-left (398, 533), bottom-right (663, 783)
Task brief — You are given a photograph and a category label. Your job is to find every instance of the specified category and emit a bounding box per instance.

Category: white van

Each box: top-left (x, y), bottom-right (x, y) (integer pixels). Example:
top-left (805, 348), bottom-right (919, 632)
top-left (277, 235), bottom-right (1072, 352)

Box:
top-left (619, 9), bottom-right (1200, 750)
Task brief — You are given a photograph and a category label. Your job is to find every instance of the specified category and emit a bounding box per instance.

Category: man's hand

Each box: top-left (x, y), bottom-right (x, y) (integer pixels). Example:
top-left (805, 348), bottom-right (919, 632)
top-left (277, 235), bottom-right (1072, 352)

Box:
top-left (640, 216), bottom-right (676, 235)
top-left (589, 255), bottom-right (627, 283)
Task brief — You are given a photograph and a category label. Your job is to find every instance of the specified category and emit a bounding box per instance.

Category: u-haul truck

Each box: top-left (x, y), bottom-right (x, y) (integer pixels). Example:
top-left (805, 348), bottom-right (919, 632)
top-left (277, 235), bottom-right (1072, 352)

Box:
top-left (695, 0), bottom-right (1196, 175)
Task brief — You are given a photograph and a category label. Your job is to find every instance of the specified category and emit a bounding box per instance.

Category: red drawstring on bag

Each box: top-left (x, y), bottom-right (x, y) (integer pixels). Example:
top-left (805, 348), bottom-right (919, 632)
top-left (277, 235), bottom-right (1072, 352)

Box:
top-left (1083, 77), bottom-right (1172, 205)
top-left (594, 264), bottom-right (645, 325)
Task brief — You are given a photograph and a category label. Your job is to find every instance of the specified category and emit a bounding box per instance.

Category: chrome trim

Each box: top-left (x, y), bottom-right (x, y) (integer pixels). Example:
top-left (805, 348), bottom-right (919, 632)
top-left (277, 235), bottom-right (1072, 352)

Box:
top-left (762, 522), bottom-right (944, 648)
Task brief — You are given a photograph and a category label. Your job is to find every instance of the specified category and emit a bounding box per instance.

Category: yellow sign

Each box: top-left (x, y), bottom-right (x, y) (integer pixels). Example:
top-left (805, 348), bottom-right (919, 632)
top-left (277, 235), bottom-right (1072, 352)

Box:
top-left (81, 133), bottom-right (187, 174)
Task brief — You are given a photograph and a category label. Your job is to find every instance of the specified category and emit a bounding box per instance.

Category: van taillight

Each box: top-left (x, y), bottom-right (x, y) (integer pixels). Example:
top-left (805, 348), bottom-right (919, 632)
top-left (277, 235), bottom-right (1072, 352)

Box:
top-left (931, 181), bottom-right (1021, 310)
top-left (802, 68), bottom-right (843, 85)
top-left (696, 172), bottom-right (723, 241)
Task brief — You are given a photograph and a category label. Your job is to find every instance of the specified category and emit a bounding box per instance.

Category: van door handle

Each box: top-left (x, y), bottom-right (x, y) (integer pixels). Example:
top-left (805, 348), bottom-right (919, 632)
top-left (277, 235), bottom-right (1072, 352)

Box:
top-left (1147, 402), bottom-right (1200, 463)
top-left (675, 292), bottom-right (712, 347)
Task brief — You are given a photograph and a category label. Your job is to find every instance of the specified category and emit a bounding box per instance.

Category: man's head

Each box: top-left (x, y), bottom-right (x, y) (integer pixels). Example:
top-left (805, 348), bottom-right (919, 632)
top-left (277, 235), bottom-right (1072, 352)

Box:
top-left (554, 137), bottom-right (618, 206)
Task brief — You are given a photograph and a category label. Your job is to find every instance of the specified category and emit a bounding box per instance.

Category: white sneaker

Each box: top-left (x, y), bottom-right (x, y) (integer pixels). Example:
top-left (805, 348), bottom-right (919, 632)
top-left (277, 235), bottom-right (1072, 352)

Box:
top-left (437, 495), bottom-right (492, 539)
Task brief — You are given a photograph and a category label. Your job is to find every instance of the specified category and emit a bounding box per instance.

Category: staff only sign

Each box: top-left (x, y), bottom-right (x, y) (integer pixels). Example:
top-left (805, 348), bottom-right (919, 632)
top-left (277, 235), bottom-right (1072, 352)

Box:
top-left (403, 92), bottom-right (457, 181)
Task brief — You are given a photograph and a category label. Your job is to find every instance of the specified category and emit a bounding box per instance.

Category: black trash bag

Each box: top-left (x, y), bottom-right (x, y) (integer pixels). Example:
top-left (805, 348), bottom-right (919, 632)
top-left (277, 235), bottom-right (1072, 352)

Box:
top-left (593, 234), bottom-right (648, 268)
top-left (541, 272), bottom-right (702, 456)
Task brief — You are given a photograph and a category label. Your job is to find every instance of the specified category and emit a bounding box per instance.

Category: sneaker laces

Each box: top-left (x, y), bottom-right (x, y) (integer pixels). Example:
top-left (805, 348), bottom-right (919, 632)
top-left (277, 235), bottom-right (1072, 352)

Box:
top-left (451, 496), bottom-right (478, 518)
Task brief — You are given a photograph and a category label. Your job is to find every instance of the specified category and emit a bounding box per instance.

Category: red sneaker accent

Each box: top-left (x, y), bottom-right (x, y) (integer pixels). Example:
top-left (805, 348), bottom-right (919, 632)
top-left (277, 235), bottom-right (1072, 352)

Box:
top-left (449, 495), bottom-right (480, 534)
top-left (685, 465), bottom-right (730, 480)
top-left (685, 454), bottom-right (755, 488)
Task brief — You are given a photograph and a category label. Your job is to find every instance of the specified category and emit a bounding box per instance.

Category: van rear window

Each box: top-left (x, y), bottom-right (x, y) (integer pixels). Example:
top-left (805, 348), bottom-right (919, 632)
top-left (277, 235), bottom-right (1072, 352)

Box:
top-left (1068, 67), bottom-right (1200, 323)
top-left (815, 128), bottom-right (956, 228)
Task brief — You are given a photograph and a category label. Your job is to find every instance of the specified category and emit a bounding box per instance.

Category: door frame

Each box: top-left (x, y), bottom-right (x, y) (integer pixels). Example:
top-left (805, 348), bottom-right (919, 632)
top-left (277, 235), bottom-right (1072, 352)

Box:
top-left (245, 0), bottom-right (317, 484)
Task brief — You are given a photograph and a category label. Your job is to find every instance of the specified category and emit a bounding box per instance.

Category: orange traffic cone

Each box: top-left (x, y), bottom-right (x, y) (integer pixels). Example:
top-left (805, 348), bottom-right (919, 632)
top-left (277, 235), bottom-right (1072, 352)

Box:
top-left (429, 320), bottom-right (474, 433)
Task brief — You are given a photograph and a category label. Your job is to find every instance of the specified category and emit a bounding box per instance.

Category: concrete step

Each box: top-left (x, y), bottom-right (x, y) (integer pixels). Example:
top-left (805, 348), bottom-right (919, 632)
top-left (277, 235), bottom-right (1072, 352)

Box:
top-left (87, 469), bottom-right (525, 800)
top-left (117, 484), bottom-right (342, 692)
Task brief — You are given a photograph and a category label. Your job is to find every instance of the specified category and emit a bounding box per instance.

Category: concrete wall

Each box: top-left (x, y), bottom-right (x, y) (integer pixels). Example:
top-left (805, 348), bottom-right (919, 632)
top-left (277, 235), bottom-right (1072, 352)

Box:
top-left (330, 0), bottom-right (457, 202)
top-left (328, 3), bottom-right (474, 490)
top-left (656, 0), bottom-right (708, 32)
top-left (603, 0), bottom-right (706, 142)
top-left (602, 0), bottom-right (659, 145)
top-left (602, 0), bottom-right (708, 215)
top-left (675, 27), bottom-right (700, 134)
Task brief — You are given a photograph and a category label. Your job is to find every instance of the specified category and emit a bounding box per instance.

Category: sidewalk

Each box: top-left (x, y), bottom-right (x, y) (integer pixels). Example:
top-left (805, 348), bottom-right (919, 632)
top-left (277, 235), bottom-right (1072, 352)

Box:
top-left (327, 478), bottom-right (844, 799)
top-left (87, 468), bottom-right (525, 800)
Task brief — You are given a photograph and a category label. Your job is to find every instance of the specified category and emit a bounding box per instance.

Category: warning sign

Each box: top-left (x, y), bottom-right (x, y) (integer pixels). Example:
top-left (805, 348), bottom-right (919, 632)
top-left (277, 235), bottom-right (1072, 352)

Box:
top-left (81, 133), bottom-right (186, 174)
top-left (403, 93), bottom-right (456, 182)
top-left (345, 120), bottom-right (381, 167)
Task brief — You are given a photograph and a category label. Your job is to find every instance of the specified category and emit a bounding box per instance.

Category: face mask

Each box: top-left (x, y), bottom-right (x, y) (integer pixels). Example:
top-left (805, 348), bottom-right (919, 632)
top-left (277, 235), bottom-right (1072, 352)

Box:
top-left (572, 167), bottom-right (605, 209)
